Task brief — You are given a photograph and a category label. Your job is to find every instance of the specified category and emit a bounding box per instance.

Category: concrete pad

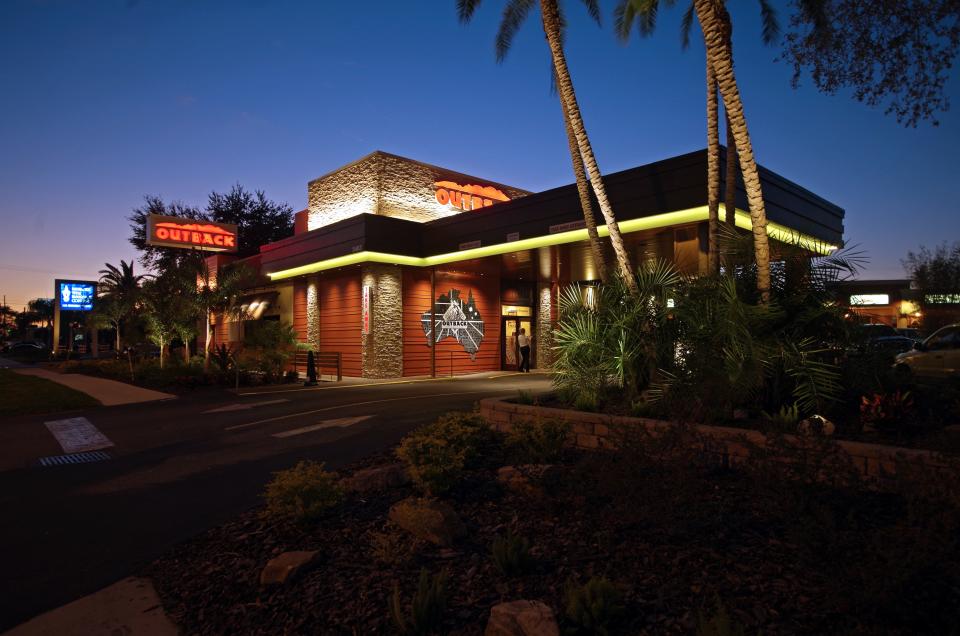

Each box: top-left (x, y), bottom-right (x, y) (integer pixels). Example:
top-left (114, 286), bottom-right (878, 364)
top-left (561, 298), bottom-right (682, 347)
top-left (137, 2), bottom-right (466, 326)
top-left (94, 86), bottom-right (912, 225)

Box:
top-left (14, 368), bottom-right (174, 406)
top-left (3, 577), bottom-right (178, 636)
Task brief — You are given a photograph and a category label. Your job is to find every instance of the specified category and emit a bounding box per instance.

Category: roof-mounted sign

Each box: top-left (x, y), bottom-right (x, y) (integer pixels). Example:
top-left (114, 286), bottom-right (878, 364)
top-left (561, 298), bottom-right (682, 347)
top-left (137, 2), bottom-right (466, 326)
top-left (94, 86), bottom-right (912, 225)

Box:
top-left (146, 214), bottom-right (238, 252)
top-left (434, 181), bottom-right (510, 211)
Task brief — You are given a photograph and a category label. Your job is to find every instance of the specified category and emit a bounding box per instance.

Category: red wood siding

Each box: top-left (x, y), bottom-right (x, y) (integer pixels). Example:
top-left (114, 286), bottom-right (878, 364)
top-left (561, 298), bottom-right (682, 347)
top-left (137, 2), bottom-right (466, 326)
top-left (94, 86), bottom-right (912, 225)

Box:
top-left (319, 268), bottom-right (362, 377)
top-left (402, 265), bottom-right (500, 377)
top-left (293, 281), bottom-right (308, 344)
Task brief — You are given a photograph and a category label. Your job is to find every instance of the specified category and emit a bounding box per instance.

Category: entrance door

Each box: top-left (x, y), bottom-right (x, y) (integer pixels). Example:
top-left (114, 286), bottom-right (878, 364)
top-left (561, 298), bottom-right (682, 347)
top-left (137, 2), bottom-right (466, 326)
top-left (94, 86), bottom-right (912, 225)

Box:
top-left (502, 317), bottom-right (532, 370)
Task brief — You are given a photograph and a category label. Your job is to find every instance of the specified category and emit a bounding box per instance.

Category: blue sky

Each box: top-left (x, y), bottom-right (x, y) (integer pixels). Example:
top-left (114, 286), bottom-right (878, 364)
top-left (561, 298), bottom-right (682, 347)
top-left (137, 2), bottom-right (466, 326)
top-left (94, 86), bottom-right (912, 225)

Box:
top-left (1, 0), bottom-right (958, 308)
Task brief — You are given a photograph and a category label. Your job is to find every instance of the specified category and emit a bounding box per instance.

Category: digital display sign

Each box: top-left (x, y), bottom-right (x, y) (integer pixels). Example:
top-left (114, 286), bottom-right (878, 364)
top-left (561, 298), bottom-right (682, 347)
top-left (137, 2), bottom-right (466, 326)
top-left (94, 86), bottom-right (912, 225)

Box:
top-left (850, 294), bottom-right (890, 306)
top-left (58, 281), bottom-right (95, 311)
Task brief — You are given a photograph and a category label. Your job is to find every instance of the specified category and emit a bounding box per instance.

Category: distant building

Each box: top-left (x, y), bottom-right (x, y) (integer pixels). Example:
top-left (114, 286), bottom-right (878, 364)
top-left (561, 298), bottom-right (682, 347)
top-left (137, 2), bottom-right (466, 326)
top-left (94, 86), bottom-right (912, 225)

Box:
top-left (833, 279), bottom-right (921, 328)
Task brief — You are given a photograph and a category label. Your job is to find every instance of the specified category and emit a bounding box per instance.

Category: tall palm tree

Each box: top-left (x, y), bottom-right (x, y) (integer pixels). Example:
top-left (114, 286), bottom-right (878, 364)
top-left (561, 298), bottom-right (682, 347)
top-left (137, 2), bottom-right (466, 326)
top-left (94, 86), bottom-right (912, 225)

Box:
top-left (195, 260), bottom-right (254, 369)
top-left (458, 0), bottom-right (637, 294)
top-left (616, 0), bottom-right (777, 285)
top-left (559, 77), bottom-right (609, 283)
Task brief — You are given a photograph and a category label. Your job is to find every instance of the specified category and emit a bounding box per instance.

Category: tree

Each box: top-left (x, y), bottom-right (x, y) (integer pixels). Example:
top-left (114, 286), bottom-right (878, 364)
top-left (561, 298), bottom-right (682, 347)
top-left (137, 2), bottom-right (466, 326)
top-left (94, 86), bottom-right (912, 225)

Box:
top-left (615, 0), bottom-right (778, 277)
top-left (89, 295), bottom-right (127, 355)
top-left (904, 243), bottom-right (960, 292)
top-left (782, 0), bottom-right (960, 128)
top-left (206, 185), bottom-right (294, 259)
top-left (27, 298), bottom-right (54, 346)
top-left (458, 0), bottom-right (637, 293)
top-left (195, 259), bottom-right (256, 369)
top-left (97, 260), bottom-right (146, 352)
top-left (140, 265), bottom-right (196, 369)
top-left (128, 187), bottom-right (293, 271)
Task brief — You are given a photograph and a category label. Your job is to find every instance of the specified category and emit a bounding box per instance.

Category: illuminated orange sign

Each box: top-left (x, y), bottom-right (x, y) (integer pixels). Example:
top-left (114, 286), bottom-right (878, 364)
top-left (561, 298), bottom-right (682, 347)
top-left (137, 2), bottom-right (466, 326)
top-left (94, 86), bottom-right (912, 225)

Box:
top-left (434, 181), bottom-right (510, 211)
top-left (146, 214), bottom-right (238, 252)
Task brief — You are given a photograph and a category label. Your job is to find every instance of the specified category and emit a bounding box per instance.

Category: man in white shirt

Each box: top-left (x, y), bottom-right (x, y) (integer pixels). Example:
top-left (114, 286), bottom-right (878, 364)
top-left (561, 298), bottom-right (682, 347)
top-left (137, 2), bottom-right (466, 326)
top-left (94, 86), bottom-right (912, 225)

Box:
top-left (517, 328), bottom-right (531, 372)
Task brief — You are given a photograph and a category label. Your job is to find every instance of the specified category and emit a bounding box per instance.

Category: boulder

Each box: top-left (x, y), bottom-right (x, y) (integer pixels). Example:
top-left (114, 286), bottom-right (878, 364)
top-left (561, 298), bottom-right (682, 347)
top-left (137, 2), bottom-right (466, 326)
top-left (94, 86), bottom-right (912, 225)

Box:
top-left (485, 600), bottom-right (560, 636)
top-left (259, 550), bottom-right (320, 586)
top-left (342, 463), bottom-right (411, 493)
top-left (797, 415), bottom-right (836, 437)
top-left (388, 497), bottom-right (466, 546)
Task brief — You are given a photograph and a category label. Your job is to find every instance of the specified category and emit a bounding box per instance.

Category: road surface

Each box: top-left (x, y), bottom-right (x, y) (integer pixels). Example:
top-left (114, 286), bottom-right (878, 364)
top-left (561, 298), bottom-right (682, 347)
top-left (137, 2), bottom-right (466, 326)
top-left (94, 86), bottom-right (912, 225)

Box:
top-left (0, 372), bottom-right (551, 631)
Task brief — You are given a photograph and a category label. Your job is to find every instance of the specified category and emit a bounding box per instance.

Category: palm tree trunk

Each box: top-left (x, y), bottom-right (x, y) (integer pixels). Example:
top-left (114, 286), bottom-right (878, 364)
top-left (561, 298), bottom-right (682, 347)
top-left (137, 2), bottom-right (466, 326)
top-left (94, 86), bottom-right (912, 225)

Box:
top-left (183, 338), bottom-right (190, 363)
top-left (540, 0), bottom-right (637, 294)
top-left (204, 312), bottom-right (212, 371)
top-left (159, 342), bottom-right (165, 369)
top-left (561, 92), bottom-right (609, 283)
top-left (115, 325), bottom-right (120, 355)
top-left (695, 0), bottom-right (772, 302)
top-left (706, 61), bottom-right (721, 275)
top-left (724, 113), bottom-right (738, 226)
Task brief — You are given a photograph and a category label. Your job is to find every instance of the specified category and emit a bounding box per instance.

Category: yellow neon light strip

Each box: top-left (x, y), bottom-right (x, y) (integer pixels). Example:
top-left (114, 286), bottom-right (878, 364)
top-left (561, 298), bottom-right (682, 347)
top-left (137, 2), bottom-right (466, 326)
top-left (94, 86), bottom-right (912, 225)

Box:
top-left (268, 206), bottom-right (837, 281)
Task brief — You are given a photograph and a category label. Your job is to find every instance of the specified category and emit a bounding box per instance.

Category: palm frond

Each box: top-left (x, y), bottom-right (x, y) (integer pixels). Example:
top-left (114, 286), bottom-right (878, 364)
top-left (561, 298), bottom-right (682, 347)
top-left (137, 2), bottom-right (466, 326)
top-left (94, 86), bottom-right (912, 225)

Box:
top-left (495, 0), bottom-right (536, 62)
top-left (679, 2), bottom-right (695, 48)
top-left (456, 0), bottom-right (484, 23)
top-left (757, 0), bottom-right (780, 45)
top-left (579, 0), bottom-right (601, 26)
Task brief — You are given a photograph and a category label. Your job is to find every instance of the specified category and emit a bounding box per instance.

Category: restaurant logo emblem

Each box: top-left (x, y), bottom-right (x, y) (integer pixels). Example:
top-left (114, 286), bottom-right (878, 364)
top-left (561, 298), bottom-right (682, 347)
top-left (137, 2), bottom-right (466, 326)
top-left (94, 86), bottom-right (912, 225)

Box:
top-left (146, 214), bottom-right (239, 253)
top-left (433, 181), bottom-right (510, 211)
top-left (421, 288), bottom-right (484, 360)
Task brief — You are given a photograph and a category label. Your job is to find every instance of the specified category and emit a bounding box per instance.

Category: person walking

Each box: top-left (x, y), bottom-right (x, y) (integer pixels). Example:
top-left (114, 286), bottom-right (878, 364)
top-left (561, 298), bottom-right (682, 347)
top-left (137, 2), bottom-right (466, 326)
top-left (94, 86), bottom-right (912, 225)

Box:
top-left (517, 327), bottom-right (531, 373)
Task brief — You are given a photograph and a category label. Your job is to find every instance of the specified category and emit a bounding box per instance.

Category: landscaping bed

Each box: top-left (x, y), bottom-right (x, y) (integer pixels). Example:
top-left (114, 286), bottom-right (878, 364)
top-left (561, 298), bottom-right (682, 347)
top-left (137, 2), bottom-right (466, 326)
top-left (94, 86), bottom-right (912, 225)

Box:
top-left (148, 414), bottom-right (960, 635)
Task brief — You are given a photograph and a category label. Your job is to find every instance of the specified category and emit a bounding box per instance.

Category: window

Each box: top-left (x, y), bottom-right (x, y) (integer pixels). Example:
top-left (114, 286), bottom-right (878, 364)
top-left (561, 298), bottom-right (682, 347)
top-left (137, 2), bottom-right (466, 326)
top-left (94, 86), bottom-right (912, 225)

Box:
top-left (927, 327), bottom-right (960, 350)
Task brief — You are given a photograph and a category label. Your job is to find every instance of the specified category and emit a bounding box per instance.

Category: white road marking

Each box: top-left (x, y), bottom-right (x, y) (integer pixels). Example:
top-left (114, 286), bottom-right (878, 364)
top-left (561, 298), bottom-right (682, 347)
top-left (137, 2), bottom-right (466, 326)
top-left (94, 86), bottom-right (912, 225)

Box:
top-left (272, 415), bottom-right (373, 438)
top-left (236, 375), bottom-right (458, 396)
top-left (203, 399), bottom-right (289, 413)
top-left (44, 417), bottom-right (114, 454)
top-left (224, 389), bottom-right (505, 432)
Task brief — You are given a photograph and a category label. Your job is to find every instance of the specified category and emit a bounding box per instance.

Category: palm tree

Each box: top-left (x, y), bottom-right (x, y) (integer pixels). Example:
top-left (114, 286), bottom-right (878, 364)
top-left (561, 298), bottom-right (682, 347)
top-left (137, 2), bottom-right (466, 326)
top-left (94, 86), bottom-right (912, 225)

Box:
top-left (615, 0), bottom-right (778, 285)
top-left (195, 260), bottom-right (255, 370)
top-left (98, 260), bottom-right (147, 352)
top-left (458, 0), bottom-right (637, 294)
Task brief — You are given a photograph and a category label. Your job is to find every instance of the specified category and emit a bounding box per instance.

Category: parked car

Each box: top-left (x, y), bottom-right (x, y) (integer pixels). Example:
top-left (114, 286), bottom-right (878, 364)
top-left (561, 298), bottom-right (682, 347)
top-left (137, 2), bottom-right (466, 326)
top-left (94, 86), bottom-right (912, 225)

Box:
top-left (897, 327), bottom-right (922, 341)
top-left (871, 336), bottom-right (917, 355)
top-left (9, 341), bottom-right (44, 352)
top-left (895, 324), bottom-right (960, 380)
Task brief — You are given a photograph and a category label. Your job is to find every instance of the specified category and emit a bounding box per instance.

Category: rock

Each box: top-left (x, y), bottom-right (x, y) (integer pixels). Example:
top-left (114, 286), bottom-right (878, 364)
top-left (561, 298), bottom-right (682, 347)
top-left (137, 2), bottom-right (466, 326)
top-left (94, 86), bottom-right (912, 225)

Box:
top-left (388, 497), bottom-right (466, 546)
top-left (497, 465), bottom-right (562, 496)
top-left (342, 463), bottom-right (411, 493)
top-left (797, 415), bottom-right (835, 437)
top-left (485, 600), bottom-right (560, 636)
top-left (259, 550), bottom-right (320, 586)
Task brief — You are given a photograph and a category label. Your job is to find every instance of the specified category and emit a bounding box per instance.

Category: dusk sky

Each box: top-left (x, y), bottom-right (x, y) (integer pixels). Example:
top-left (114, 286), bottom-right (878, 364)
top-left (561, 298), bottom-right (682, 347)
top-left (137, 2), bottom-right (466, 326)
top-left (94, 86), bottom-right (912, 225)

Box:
top-left (1, 0), bottom-right (958, 309)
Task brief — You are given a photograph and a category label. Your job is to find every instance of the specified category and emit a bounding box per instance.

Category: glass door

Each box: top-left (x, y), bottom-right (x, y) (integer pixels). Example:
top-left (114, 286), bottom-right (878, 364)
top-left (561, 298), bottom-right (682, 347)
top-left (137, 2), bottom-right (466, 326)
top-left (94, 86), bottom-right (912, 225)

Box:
top-left (501, 317), bottom-right (533, 371)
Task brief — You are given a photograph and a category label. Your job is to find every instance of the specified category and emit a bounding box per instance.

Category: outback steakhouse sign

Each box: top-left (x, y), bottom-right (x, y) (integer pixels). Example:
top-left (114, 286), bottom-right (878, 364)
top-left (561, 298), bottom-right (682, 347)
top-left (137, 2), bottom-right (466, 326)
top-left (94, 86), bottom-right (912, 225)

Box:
top-left (434, 181), bottom-right (510, 211)
top-left (146, 214), bottom-right (239, 252)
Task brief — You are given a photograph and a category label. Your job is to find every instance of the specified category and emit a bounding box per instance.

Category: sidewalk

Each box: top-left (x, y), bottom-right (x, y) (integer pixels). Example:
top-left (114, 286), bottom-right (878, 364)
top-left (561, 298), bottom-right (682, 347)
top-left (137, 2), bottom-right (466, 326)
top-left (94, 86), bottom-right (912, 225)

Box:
top-left (3, 577), bottom-right (177, 636)
top-left (14, 368), bottom-right (175, 406)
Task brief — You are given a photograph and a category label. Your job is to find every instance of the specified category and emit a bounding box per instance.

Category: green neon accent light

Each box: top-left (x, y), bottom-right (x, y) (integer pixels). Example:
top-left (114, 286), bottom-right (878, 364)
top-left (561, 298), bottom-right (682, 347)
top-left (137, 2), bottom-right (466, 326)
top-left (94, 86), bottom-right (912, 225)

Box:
top-left (268, 206), bottom-right (837, 281)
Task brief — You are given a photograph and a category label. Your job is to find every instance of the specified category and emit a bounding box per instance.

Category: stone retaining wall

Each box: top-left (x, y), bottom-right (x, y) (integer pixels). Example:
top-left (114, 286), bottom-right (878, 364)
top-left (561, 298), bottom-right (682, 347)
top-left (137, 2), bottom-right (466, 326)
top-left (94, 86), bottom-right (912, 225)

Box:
top-left (479, 397), bottom-right (955, 482)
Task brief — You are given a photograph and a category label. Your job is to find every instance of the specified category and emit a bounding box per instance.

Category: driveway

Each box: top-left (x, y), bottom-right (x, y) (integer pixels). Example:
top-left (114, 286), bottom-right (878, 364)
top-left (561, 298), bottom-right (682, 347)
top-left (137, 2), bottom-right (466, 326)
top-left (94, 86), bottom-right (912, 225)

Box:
top-left (0, 372), bottom-right (551, 631)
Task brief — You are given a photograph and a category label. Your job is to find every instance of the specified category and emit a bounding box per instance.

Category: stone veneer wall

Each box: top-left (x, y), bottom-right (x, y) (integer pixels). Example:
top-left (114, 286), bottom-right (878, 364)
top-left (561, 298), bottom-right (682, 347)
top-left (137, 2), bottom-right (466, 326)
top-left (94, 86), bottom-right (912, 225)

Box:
top-left (361, 264), bottom-right (403, 378)
top-left (306, 276), bottom-right (320, 353)
top-left (479, 397), bottom-right (955, 482)
top-left (307, 151), bottom-right (529, 231)
top-left (536, 284), bottom-right (553, 369)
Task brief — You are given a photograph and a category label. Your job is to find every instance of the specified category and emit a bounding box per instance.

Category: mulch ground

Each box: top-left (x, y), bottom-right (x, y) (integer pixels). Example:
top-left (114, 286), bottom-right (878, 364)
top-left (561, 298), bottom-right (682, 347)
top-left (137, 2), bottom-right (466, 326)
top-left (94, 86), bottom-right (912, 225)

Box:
top-left (149, 449), bottom-right (959, 635)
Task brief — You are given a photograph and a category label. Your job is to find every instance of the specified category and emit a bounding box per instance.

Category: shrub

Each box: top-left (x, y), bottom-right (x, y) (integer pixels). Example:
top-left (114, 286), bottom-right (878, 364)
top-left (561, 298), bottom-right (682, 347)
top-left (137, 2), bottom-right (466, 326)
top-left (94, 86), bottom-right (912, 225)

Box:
top-left (390, 568), bottom-right (448, 635)
top-left (505, 417), bottom-right (570, 464)
top-left (860, 389), bottom-right (915, 433)
top-left (491, 530), bottom-right (533, 576)
top-left (564, 576), bottom-right (624, 635)
top-left (262, 461), bottom-right (343, 525)
top-left (515, 389), bottom-right (535, 405)
top-left (396, 433), bottom-right (466, 496)
top-left (211, 344), bottom-right (233, 371)
top-left (696, 596), bottom-right (747, 636)
top-left (761, 403), bottom-right (801, 433)
top-left (397, 411), bottom-right (500, 495)
top-left (368, 530), bottom-right (419, 567)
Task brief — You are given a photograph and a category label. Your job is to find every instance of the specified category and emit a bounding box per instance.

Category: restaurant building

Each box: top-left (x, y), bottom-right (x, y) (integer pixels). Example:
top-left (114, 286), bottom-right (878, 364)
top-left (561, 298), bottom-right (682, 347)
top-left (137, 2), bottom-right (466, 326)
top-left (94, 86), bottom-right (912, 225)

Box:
top-left (206, 149), bottom-right (845, 378)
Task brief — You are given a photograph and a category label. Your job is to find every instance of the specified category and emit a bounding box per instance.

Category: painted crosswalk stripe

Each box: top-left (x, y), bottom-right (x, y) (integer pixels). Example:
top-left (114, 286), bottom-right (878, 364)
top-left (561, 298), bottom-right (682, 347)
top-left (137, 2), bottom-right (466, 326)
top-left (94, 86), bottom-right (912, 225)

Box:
top-left (272, 415), bottom-right (373, 439)
top-left (203, 398), bottom-right (289, 413)
top-left (44, 417), bottom-right (114, 454)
